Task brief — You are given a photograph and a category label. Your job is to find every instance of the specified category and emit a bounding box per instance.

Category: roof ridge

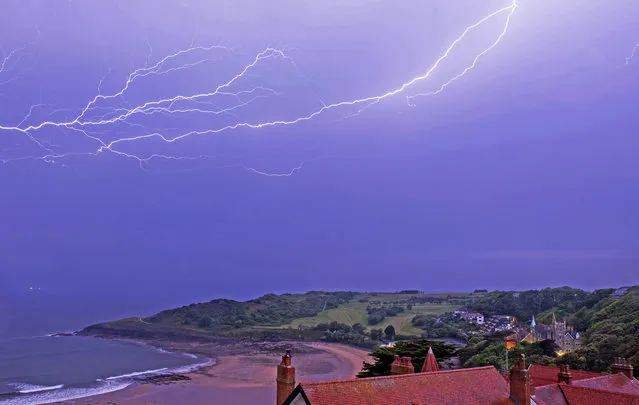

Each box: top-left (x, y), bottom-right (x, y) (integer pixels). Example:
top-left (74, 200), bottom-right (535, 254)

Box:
top-left (572, 372), bottom-right (626, 384)
top-left (530, 364), bottom-right (564, 371)
top-left (301, 366), bottom-right (498, 386)
top-left (530, 363), bottom-right (602, 375)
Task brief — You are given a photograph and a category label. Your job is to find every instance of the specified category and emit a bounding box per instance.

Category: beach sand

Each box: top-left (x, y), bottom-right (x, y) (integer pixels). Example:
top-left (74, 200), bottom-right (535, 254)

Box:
top-left (54, 342), bottom-right (371, 405)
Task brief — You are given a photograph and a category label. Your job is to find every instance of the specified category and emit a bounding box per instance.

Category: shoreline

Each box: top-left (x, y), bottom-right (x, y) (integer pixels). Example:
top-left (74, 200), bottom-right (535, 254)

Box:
top-left (51, 340), bottom-right (372, 405)
top-left (0, 336), bottom-right (217, 405)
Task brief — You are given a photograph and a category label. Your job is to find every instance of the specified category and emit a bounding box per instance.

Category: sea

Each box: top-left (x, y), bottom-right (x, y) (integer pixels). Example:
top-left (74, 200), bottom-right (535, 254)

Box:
top-left (0, 292), bottom-right (211, 405)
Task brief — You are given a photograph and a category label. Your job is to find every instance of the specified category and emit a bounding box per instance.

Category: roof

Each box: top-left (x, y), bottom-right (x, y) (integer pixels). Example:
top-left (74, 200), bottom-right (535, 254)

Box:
top-left (421, 347), bottom-right (439, 373)
top-left (529, 364), bottom-right (602, 387)
top-left (572, 373), bottom-right (639, 395)
top-left (533, 384), bottom-right (567, 405)
top-left (561, 384), bottom-right (639, 405)
top-left (534, 384), bottom-right (639, 405)
top-left (534, 374), bottom-right (639, 405)
top-left (534, 324), bottom-right (552, 334)
top-left (286, 367), bottom-right (514, 405)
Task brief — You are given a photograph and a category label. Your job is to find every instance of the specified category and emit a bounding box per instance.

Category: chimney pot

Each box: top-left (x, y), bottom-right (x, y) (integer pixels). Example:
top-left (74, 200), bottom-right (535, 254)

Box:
top-left (510, 354), bottom-right (533, 405)
top-left (558, 364), bottom-right (572, 384)
top-left (611, 357), bottom-right (634, 379)
top-left (276, 350), bottom-right (296, 405)
top-left (391, 356), bottom-right (414, 374)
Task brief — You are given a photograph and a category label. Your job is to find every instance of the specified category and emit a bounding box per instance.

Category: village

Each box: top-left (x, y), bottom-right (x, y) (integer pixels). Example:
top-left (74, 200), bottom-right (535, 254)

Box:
top-left (452, 310), bottom-right (581, 353)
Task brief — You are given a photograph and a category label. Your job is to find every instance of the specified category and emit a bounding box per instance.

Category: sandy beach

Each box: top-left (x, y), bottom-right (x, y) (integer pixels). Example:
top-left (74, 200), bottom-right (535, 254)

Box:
top-left (53, 342), bottom-right (372, 405)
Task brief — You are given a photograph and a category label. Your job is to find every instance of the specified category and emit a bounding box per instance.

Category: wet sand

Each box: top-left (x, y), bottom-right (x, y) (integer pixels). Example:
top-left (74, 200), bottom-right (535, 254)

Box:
top-left (54, 342), bottom-right (371, 405)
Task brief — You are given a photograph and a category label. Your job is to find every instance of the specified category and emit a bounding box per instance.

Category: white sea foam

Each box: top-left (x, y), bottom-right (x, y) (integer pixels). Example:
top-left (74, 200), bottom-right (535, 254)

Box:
top-left (0, 381), bottom-right (130, 405)
top-left (171, 358), bottom-right (215, 374)
top-left (104, 368), bottom-right (168, 380)
top-left (183, 353), bottom-right (198, 359)
top-left (8, 383), bottom-right (64, 394)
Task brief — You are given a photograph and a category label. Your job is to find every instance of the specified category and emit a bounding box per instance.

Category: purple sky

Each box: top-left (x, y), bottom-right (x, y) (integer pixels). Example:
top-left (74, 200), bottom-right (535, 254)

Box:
top-left (1, 0), bottom-right (638, 313)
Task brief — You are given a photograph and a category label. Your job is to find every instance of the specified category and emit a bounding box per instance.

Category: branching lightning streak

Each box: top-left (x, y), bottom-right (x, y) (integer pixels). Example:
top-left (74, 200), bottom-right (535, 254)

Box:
top-left (407, 3), bottom-right (516, 105)
top-left (245, 162), bottom-right (304, 177)
top-left (76, 44), bottom-right (239, 122)
top-left (103, 0), bottom-right (517, 152)
top-left (626, 42), bottom-right (639, 65)
top-left (0, 30), bottom-right (40, 80)
top-left (0, 1), bottom-right (519, 176)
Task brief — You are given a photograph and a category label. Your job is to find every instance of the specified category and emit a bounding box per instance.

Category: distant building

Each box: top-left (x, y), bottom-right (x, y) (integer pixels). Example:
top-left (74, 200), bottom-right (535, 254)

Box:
top-left (480, 315), bottom-right (516, 334)
top-left (454, 310), bottom-right (485, 325)
top-left (612, 287), bottom-right (628, 299)
top-left (530, 313), bottom-right (581, 352)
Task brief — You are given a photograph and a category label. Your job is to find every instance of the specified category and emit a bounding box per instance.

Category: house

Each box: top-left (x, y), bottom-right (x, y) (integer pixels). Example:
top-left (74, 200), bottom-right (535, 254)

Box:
top-left (612, 287), bottom-right (629, 299)
top-left (481, 315), bottom-right (516, 334)
top-left (277, 349), bottom-right (638, 405)
top-left (454, 310), bottom-right (485, 325)
top-left (533, 361), bottom-right (639, 405)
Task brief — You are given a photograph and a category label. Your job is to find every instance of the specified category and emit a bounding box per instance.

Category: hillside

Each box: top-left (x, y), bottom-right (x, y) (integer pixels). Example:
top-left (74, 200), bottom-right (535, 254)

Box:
top-left (464, 286), bottom-right (638, 376)
top-left (80, 286), bottom-right (638, 375)
top-left (467, 286), bottom-right (616, 324)
top-left (80, 291), bottom-right (470, 346)
top-left (561, 286), bottom-right (638, 375)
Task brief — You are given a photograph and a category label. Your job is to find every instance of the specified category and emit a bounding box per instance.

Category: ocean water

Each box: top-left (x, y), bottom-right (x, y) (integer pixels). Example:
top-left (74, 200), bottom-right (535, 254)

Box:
top-left (0, 292), bottom-right (210, 405)
top-left (0, 335), bottom-right (210, 404)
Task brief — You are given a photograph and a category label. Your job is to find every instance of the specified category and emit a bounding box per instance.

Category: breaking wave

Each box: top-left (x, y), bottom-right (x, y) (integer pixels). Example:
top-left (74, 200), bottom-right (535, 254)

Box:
top-left (0, 381), bottom-right (130, 405)
top-left (8, 383), bottom-right (64, 394)
top-left (104, 367), bottom-right (169, 380)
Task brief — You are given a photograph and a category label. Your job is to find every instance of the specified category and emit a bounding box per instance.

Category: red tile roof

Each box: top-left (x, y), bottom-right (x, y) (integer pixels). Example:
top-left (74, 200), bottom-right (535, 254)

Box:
top-left (528, 364), bottom-right (602, 387)
top-left (421, 347), bottom-right (440, 373)
top-left (295, 366), bottom-right (514, 405)
top-left (573, 373), bottom-right (639, 395)
top-left (561, 384), bottom-right (639, 405)
top-left (534, 378), bottom-right (639, 405)
top-left (533, 384), bottom-right (568, 405)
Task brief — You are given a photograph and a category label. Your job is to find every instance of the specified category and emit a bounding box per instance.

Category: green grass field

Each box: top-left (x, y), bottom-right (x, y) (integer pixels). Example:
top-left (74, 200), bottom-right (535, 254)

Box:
top-left (280, 293), bottom-right (462, 336)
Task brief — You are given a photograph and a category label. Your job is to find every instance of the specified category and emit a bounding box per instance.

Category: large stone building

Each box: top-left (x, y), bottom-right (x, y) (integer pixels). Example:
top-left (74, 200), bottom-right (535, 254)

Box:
top-left (276, 349), bottom-right (638, 405)
top-left (530, 314), bottom-right (581, 352)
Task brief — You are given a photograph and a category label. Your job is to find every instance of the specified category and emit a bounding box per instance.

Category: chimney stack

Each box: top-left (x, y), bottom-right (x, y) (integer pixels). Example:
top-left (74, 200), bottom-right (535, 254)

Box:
top-left (510, 354), bottom-right (534, 405)
top-left (391, 355), bottom-right (415, 375)
top-left (276, 350), bottom-right (295, 405)
top-left (557, 364), bottom-right (573, 384)
top-left (611, 357), bottom-right (634, 379)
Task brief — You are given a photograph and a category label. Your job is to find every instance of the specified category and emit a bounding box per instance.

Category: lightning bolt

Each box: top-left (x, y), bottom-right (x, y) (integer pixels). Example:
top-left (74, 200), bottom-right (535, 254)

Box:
top-left (407, 2), bottom-right (517, 105)
top-left (0, 30), bottom-right (40, 87)
top-left (0, 0), bottom-right (519, 175)
top-left (626, 42), bottom-right (639, 65)
top-left (245, 162), bottom-right (305, 177)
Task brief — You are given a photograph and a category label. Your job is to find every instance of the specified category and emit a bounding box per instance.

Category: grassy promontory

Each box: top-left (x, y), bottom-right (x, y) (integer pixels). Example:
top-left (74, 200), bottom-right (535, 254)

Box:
top-left (79, 286), bottom-right (639, 377)
top-left (79, 291), bottom-right (469, 348)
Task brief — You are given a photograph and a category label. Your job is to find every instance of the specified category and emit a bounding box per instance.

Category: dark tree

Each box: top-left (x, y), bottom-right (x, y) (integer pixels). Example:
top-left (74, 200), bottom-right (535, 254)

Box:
top-left (370, 328), bottom-right (383, 341)
top-left (384, 325), bottom-right (396, 341)
top-left (538, 339), bottom-right (560, 357)
top-left (197, 316), bottom-right (213, 329)
top-left (352, 323), bottom-right (367, 335)
top-left (357, 340), bottom-right (457, 378)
